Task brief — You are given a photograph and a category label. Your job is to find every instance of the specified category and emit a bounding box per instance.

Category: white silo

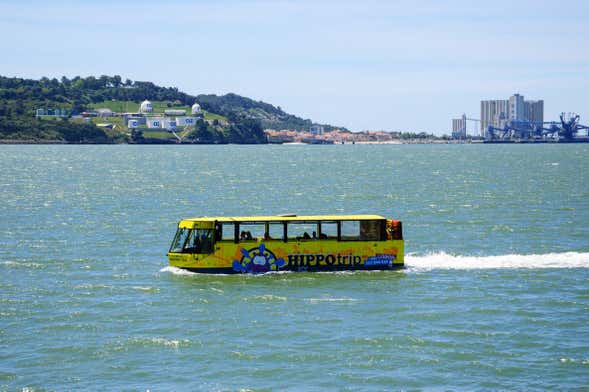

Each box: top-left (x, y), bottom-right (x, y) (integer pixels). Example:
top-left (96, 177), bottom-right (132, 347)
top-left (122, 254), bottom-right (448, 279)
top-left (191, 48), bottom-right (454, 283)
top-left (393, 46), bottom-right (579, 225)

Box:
top-left (191, 102), bottom-right (202, 115)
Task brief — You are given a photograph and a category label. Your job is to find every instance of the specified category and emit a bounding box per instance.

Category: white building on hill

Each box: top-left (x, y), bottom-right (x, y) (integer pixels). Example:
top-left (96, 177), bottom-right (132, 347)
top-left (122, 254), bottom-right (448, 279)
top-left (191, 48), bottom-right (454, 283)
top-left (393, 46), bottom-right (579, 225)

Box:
top-left (140, 100), bottom-right (153, 113)
top-left (191, 103), bottom-right (202, 115)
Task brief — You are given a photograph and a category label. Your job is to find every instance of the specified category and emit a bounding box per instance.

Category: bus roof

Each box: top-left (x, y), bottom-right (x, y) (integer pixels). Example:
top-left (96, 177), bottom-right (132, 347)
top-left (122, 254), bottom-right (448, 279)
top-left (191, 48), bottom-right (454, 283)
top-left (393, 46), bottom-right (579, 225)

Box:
top-left (179, 214), bottom-right (388, 225)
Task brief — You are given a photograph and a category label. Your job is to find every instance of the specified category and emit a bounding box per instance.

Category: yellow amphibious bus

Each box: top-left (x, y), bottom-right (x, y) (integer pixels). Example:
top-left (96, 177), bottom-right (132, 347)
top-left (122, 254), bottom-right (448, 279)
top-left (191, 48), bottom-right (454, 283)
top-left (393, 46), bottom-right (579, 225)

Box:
top-left (168, 214), bottom-right (404, 273)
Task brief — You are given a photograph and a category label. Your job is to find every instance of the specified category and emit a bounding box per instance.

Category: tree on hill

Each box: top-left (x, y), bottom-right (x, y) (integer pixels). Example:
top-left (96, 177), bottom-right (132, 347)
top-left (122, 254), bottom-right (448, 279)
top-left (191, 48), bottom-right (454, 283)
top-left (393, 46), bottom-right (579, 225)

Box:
top-left (194, 119), bottom-right (213, 142)
top-left (0, 116), bottom-right (112, 143)
top-left (226, 116), bottom-right (267, 144)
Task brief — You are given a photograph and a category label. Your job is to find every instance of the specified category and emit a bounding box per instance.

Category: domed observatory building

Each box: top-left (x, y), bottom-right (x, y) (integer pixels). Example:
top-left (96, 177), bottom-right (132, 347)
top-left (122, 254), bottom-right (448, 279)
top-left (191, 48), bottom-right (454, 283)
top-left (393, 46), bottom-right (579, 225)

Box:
top-left (191, 102), bottom-right (202, 116)
top-left (140, 100), bottom-right (153, 114)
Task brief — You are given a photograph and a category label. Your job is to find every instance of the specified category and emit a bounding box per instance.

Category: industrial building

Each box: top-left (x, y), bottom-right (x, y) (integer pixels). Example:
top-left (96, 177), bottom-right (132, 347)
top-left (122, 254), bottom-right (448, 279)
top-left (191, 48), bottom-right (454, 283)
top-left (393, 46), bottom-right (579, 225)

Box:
top-left (452, 115), bottom-right (467, 139)
top-left (452, 113), bottom-right (481, 138)
top-left (524, 100), bottom-right (544, 126)
top-left (480, 99), bottom-right (509, 136)
top-left (480, 94), bottom-right (543, 138)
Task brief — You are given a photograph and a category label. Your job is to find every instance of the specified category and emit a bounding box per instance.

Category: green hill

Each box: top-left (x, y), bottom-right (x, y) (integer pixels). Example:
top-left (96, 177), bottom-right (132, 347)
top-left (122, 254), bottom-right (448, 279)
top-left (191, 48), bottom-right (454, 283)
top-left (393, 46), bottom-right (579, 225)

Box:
top-left (0, 75), bottom-right (346, 144)
top-left (195, 93), bottom-right (347, 132)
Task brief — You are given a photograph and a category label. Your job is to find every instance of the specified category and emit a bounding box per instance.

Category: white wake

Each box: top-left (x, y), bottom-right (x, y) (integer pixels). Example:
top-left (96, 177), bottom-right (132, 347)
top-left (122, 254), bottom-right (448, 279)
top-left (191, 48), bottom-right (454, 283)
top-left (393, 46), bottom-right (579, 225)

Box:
top-left (159, 266), bottom-right (198, 275)
top-left (405, 251), bottom-right (589, 271)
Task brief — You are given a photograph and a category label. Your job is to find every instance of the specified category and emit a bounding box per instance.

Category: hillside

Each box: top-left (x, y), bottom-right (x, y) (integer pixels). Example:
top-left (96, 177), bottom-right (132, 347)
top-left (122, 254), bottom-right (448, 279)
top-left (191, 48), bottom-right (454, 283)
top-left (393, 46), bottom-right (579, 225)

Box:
top-left (196, 93), bottom-right (347, 132)
top-left (0, 75), bottom-right (346, 144)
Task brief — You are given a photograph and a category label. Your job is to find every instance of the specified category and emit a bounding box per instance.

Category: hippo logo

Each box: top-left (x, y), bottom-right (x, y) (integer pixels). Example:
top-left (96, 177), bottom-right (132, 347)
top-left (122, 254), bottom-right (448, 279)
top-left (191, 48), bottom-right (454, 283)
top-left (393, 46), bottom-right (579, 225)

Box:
top-left (232, 243), bottom-right (285, 274)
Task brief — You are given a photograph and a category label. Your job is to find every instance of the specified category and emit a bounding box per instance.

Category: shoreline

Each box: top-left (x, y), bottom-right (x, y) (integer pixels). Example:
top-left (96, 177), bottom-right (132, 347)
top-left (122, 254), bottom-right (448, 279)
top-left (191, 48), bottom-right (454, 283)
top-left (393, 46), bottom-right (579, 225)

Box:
top-left (2, 139), bottom-right (588, 145)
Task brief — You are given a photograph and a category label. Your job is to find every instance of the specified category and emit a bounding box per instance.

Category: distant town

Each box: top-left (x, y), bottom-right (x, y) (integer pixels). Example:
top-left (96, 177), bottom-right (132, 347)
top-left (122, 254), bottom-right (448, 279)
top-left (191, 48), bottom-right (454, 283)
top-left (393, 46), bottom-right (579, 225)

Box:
top-left (265, 127), bottom-right (447, 144)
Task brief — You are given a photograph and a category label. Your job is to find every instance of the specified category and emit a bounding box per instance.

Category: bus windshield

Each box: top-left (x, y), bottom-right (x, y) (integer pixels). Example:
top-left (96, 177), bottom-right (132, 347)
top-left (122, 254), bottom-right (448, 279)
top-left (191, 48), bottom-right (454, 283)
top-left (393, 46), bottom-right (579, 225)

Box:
top-left (169, 228), bottom-right (214, 254)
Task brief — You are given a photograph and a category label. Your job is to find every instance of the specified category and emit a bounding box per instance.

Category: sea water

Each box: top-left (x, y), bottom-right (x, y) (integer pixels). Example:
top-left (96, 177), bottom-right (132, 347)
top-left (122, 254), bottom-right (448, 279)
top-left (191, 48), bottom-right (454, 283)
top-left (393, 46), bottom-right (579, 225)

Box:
top-left (0, 144), bottom-right (588, 390)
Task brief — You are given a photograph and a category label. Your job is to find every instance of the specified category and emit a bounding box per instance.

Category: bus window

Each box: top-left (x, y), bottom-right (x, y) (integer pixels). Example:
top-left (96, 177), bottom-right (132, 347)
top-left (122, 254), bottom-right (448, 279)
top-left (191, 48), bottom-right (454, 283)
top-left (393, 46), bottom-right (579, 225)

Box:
top-left (319, 221), bottom-right (337, 239)
top-left (360, 220), bottom-right (382, 240)
top-left (170, 228), bottom-right (213, 253)
top-left (340, 221), bottom-right (360, 240)
top-left (265, 222), bottom-right (284, 241)
top-left (239, 223), bottom-right (265, 241)
top-left (287, 222), bottom-right (317, 241)
top-left (339, 220), bottom-right (383, 241)
top-left (169, 228), bottom-right (191, 253)
top-left (219, 223), bottom-right (236, 241)
top-left (184, 229), bottom-right (213, 254)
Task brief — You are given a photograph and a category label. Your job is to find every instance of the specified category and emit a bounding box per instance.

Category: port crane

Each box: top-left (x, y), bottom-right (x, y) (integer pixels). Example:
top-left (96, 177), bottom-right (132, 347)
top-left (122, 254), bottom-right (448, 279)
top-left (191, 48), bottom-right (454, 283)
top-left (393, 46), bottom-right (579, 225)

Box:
top-left (487, 113), bottom-right (588, 141)
top-left (487, 120), bottom-right (538, 140)
top-left (555, 113), bottom-right (588, 139)
top-left (537, 113), bottom-right (589, 140)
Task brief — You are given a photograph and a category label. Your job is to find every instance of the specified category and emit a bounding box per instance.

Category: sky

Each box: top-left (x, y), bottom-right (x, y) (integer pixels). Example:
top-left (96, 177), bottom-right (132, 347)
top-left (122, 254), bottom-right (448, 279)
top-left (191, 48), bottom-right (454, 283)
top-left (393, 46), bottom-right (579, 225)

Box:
top-left (1, 0), bottom-right (588, 134)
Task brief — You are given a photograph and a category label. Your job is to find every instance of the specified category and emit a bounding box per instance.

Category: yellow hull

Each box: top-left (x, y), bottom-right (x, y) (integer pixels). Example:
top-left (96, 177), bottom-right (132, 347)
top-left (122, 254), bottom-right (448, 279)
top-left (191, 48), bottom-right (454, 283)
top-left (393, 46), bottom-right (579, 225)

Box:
top-left (168, 238), bottom-right (404, 273)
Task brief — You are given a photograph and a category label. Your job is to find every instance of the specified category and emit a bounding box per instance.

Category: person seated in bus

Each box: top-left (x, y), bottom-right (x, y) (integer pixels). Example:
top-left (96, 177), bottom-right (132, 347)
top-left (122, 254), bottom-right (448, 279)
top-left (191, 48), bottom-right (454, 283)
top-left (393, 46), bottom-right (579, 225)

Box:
top-left (240, 231), bottom-right (247, 240)
top-left (303, 232), bottom-right (311, 240)
top-left (186, 235), bottom-right (201, 253)
top-left (199, 234), bottom-right (209, 253)
top-left (319, 232), bottom-right (328, 239)
top-left (312, 231), bottom-right (317, 239)
top-left (245, 231), bottom-right (253, 240)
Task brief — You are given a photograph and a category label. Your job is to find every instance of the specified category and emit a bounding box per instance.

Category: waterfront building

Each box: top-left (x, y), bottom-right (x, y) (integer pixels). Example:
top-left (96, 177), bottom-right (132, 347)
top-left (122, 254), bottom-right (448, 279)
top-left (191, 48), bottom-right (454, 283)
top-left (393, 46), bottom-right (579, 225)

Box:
top-left (524, 100), bottom-right (544, 127)
top-left (452, 114), bottom-right (467, 138)
top-left (480, 100), bottom-right (509, 138)
top-left (480, 94), bottom-right (544, 137)
top-left (509, 94), bottom-right (525, 121)
top-left (310, 125), bottom-right (324, 135)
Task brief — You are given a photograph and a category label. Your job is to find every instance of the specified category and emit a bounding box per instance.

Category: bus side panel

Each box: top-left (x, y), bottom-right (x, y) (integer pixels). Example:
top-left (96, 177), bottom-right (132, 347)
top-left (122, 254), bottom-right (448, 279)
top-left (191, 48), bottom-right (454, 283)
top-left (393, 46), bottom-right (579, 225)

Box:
top-left (170, 239), bottom-right (404, 272)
